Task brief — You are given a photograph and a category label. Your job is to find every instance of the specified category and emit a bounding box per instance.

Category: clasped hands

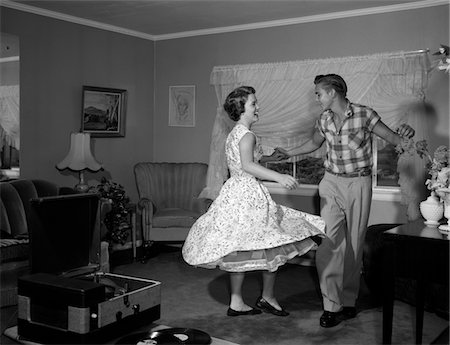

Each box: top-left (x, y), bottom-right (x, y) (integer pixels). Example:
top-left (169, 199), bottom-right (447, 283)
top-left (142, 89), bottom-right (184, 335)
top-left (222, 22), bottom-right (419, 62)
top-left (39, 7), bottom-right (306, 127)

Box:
top-left (264, 147), bottom-right (291, 162)
top-left (263, 147), bottom-right (298, 190)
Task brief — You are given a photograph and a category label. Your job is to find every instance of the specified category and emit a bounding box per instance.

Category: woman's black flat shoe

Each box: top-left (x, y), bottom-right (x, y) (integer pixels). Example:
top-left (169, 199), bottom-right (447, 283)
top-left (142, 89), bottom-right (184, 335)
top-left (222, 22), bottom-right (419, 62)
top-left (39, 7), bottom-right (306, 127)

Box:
top-left (256, 297), bottom-right (289, 317)
top-left (227, 307), bottom-right (262, 317)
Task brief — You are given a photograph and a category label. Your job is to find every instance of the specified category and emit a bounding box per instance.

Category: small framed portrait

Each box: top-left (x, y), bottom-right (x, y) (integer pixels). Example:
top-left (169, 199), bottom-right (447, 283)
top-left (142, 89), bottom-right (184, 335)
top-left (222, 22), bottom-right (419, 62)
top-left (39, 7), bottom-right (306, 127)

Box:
top-left (81, 86), bottom-right (127, 137)
top-left (168, 85), bottom-right (195, 127)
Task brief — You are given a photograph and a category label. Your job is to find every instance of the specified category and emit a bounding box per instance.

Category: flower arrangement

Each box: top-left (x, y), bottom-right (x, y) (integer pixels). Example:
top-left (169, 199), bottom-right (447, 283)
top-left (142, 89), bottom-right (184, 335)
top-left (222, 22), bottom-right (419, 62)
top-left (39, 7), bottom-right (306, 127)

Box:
top-left (433, 44), bottom-right (450, 74)
top-left (396, 139), bottom-right (449, 199)
top-left (89, 177), bottom-right (131, 244)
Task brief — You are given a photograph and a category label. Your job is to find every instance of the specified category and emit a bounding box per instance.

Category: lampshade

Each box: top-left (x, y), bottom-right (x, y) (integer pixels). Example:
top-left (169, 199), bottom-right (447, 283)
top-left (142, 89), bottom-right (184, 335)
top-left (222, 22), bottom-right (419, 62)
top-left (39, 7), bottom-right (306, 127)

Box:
top-left (56, 132), bottom-right (102, 193)
top-left (56, 132), bottom-right (102, 172)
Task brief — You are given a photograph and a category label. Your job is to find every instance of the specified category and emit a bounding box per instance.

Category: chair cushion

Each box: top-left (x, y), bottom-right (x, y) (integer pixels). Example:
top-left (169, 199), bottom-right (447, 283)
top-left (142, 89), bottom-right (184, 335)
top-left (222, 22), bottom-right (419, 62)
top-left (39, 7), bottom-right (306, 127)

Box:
top-left (153, 208), bottom-right (201, 228)
top-left (0, 183), bottom-right (29, 237)
top-left (0, 239), bottom-right (29, 263)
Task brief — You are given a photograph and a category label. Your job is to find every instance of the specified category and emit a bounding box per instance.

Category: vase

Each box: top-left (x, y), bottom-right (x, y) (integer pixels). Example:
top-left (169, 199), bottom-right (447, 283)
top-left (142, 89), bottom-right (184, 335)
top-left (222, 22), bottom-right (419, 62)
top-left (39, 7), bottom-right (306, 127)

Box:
top-left (419, 193), bottom-right (444, 227)
top-left (437, 188), bottom-right (450, 232)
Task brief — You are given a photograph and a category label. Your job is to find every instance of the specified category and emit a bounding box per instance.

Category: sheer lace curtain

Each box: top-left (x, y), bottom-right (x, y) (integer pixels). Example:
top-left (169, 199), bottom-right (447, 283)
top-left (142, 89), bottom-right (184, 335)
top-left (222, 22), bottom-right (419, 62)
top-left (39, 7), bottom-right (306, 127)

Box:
top-left (0, 85), bottom-right (20, 152)
top-left (200, 51), bottom-right (431, 220)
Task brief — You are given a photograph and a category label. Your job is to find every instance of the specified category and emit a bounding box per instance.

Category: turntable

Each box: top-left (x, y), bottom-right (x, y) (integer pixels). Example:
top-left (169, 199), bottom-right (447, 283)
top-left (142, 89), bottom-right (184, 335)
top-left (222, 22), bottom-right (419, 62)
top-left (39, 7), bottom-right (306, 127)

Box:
top-left (17, 194), bottom-right (161, 344)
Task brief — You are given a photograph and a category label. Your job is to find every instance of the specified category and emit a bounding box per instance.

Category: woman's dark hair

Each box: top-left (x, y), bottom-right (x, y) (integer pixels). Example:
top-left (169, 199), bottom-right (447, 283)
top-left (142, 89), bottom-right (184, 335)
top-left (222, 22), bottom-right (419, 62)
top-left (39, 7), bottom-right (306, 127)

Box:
top-left (314, 74), bottom-right (347, 98)
top-left (223, 86), bottom-right (256, 121)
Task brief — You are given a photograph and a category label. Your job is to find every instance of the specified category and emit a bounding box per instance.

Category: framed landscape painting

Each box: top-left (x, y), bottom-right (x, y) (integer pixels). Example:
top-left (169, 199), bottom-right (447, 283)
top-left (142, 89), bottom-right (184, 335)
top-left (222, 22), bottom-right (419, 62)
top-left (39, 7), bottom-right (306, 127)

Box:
top-left (81, 86), bottom-right (127, 137)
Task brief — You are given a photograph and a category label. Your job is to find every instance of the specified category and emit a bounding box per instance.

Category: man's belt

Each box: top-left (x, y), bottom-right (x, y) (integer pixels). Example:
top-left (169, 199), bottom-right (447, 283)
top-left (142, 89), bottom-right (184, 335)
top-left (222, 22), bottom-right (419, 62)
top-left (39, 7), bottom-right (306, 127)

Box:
top-left (325, 168), bottom-right (372, 178)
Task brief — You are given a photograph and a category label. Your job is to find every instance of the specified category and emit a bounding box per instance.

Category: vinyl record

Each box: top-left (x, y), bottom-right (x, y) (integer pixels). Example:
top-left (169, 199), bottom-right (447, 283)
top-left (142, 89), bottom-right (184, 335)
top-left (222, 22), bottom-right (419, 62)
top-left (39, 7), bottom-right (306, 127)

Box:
top-left (116, 328), bottom-right (212, 345)
top-left (116, 330), bottom-right (181, 345)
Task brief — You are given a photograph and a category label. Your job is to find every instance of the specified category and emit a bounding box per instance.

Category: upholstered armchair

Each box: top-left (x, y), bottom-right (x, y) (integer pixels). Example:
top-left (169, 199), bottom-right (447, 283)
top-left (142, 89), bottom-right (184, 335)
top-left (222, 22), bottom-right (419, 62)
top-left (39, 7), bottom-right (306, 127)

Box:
top-left (134, 162), bottom-right (211, 244)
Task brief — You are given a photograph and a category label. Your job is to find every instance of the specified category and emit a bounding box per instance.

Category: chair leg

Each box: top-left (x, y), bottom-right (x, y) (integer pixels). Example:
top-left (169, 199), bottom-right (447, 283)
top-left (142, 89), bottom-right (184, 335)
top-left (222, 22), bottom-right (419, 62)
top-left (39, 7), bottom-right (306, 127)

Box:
top-left (140, 240), bottom-right (156, 263)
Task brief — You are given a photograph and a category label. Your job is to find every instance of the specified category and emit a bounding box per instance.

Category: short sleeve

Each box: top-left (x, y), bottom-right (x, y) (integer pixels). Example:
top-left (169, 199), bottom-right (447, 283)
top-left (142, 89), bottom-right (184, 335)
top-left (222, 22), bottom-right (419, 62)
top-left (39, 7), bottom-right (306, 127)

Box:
top-left (366, 108), bottom-right (381, 132)
top-left (316, 117), bottom-right (325, 138)
top-left (235, 125), bottom-right (250, 143)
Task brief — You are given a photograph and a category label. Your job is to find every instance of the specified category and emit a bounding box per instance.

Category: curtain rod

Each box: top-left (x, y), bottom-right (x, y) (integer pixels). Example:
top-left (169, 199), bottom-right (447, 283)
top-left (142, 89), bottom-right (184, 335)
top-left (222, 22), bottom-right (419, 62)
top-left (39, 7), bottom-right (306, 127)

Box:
top-left (212, 49), bottom-right (431, 72)
top-left (0, 56), bottom-right (19, 63)
top-left (401, 49), bottom-right (430, 56)
top-left (383, 49), bottom-right (430, 59)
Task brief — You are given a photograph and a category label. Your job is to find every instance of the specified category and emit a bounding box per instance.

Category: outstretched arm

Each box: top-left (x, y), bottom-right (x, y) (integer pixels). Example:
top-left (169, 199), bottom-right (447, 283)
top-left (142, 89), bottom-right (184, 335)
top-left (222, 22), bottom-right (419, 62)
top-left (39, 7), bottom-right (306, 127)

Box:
top-left (372, 122), bottom-right (415, 145)
top-left (286, 129), bottom-right (324, 157)
top-left (259, 129), bottom-right (324, 162)
top-left (240, 133), bottom-right (299, 190)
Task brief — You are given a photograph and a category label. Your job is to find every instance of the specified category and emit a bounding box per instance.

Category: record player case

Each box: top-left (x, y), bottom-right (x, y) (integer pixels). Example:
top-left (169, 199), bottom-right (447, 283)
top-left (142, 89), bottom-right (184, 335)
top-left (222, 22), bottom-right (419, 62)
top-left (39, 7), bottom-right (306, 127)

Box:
top-left (17, 194), bottom-right (161, 344)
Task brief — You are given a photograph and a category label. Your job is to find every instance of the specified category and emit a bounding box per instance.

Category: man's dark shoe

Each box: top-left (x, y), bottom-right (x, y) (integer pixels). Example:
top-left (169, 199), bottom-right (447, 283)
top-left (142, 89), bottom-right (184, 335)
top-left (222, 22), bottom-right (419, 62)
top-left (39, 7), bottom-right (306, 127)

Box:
top-left (320, 311), bottom-right (342, 328)
top-left (341, 306), bottom-right (357, 319)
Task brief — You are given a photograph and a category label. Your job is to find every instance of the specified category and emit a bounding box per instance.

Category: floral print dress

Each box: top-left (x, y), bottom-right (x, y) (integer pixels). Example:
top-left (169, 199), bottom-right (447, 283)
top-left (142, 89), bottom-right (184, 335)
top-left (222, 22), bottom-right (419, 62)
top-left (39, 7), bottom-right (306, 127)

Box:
top-left (182, 124), bottom-right (325, 272)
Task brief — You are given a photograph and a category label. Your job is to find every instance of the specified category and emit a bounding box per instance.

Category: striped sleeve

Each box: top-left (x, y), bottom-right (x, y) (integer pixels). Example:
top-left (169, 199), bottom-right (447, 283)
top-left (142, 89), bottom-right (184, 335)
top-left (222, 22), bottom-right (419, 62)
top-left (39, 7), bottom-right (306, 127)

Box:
top-left (366, 108), bottom-right (381, 132)
top-left (316, 116), bottom-right (325, 138)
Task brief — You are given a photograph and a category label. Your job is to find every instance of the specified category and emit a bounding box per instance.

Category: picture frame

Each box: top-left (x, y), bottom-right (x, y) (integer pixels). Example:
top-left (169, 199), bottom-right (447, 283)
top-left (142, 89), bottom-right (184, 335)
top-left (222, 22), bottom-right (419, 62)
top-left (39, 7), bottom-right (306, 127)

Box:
top-left (81, 86), bottom-right (127, 137)
top-left (168, 85), bottom-right (195, 127)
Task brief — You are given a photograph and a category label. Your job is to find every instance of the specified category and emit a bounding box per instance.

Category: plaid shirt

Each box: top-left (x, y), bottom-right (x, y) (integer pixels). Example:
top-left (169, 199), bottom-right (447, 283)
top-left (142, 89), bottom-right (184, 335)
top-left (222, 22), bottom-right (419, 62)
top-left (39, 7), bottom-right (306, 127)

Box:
top-left (316, 100), bottom-right (380, 174)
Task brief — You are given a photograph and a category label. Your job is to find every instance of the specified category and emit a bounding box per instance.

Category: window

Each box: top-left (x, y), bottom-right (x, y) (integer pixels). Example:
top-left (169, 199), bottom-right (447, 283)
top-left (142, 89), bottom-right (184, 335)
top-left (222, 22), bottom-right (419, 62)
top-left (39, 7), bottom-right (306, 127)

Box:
top-left (265, 156), bottom-right (325, 185)
top-left (0, 32), bottom-right (20, 181)
top-left (373, 137), bottom-right (399, 188)
top-left (204, 51), bottom-right (428, 201)
top-left (0, 143), bottom-right (19, 169)
top-left (264, 138), bottom-right (400, 190)
top-left (0, 138), bottom-right (20, 181)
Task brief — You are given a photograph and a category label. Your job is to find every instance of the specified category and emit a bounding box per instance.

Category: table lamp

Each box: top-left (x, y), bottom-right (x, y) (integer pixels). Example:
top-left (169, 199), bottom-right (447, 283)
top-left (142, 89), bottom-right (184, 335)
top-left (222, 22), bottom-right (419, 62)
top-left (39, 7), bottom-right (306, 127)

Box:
top-left (56, 132), bottom-right (103, 192)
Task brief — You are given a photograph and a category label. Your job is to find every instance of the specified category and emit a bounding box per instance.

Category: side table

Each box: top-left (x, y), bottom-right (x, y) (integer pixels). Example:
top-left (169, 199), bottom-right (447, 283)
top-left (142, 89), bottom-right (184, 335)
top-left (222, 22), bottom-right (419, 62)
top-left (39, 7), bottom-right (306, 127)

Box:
top-left (382, 220), bottom-right (449, 344)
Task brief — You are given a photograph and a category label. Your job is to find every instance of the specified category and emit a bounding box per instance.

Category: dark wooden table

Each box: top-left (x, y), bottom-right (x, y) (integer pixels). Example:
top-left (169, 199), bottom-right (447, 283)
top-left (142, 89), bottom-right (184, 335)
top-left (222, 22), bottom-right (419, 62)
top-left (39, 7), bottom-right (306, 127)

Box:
top-left (382, 220), bottom-right (449, 344)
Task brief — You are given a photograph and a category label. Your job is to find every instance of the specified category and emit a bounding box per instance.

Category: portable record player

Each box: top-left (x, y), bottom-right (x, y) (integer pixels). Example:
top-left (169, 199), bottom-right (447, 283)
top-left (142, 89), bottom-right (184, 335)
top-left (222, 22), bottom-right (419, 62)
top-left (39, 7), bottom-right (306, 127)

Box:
top-left (17, 193), bottom-right (161, 344)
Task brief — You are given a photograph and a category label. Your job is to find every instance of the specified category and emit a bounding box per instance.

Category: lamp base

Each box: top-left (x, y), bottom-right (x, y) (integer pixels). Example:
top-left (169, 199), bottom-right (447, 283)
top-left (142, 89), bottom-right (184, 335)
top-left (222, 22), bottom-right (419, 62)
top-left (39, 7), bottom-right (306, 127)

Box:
top-left (75, 183), bottom-right (90, 193)
top-left (75, 170), bottom-right (90, 193)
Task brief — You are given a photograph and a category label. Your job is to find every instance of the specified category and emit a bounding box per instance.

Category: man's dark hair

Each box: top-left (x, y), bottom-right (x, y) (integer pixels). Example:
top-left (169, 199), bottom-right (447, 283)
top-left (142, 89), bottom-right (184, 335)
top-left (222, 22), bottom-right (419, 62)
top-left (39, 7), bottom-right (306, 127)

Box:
top-left (314, 74), bottom-right (347, 98)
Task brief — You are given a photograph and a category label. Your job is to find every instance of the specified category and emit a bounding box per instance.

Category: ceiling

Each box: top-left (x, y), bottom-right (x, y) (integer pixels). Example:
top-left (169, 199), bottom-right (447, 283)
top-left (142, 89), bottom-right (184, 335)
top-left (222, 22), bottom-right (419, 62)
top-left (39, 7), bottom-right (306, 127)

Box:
top-left (3, 0), bottom-right (442, 40)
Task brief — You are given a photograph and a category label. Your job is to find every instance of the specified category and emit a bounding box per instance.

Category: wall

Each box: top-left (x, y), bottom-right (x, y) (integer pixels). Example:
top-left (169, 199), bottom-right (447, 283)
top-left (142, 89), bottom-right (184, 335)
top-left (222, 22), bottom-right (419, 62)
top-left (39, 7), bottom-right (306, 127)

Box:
top-left (1, 8), bottom-right (155, 202)
top-left (0, 33), bottom-right (19, 85)
top-left (153, 5), bottom-right (449, 223)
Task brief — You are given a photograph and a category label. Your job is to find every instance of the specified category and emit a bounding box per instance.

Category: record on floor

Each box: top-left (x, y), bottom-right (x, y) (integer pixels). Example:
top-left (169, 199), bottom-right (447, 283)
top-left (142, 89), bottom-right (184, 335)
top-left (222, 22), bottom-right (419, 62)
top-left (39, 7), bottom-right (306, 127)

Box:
top-left (116, 327), bottom-right (212, 345)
